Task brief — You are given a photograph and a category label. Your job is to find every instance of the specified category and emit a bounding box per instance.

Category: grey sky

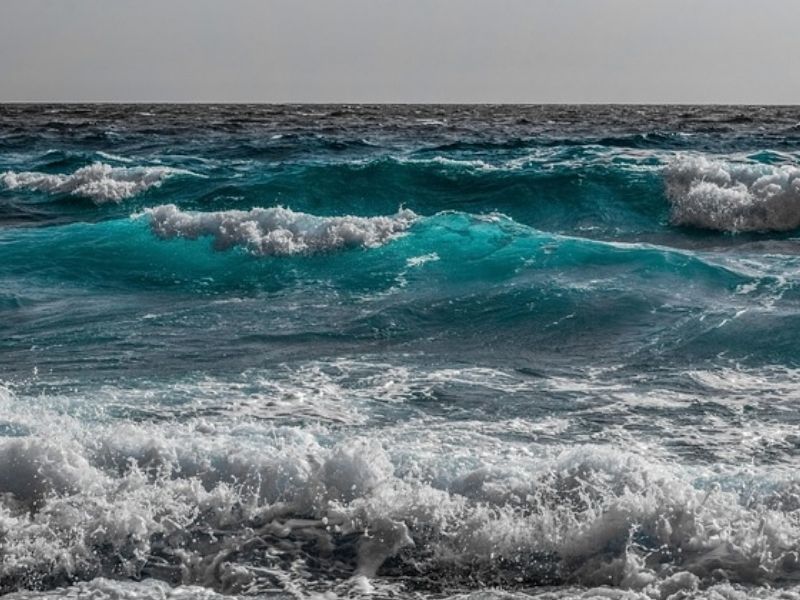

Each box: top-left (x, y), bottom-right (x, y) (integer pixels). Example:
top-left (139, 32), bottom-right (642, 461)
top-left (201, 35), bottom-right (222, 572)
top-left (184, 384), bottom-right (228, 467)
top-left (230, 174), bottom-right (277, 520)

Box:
top-left (1, 0), bottom-right (798, 103)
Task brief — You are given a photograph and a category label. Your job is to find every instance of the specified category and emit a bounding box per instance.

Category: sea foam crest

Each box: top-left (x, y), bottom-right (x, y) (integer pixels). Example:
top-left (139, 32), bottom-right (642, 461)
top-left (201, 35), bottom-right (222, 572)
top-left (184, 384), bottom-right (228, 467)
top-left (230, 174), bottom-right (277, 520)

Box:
top-left (143, 204), bottom-right (417, 256)
top-left (665, 155), bottom-right (800, 232)
top-left (0, 162), bottom-right (187, 203)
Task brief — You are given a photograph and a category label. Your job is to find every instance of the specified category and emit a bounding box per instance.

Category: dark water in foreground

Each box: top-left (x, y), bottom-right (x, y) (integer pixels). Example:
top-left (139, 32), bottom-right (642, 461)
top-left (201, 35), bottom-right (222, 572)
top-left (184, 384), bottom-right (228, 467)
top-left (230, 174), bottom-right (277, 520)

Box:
top-left (2, 105), bottom-right (800, 599)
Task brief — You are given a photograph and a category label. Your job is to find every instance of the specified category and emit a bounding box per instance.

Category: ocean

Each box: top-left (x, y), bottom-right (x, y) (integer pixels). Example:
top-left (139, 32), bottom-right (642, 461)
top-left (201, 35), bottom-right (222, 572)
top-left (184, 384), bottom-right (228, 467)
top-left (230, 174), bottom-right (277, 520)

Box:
top-left (2, 104), bottom-right (800, 599)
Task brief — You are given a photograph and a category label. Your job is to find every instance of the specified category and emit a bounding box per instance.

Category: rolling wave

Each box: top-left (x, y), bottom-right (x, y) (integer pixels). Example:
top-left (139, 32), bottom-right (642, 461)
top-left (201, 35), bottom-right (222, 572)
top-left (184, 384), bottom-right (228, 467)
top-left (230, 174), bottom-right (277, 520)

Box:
top-left (14, 150), bottom-right (800, 242)
top-left (0, 208), bottom-right (748, 280)
top-left (0, 208), bottom-right (772, 369)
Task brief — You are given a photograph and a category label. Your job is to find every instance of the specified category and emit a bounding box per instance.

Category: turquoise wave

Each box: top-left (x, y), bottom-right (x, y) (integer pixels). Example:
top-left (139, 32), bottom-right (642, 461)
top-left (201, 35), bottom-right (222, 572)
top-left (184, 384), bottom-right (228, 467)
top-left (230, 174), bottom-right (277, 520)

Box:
top-left (0, 209), bottom-right (749, 289)
top-left (4, 208), bottom-right (796, 373)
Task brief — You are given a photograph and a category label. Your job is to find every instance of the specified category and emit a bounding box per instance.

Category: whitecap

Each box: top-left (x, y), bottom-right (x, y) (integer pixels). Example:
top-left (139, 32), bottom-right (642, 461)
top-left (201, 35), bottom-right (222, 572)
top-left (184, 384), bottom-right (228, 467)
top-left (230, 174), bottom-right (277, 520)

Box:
top-left (142, 204), bottom-right (417, 256)
top-left (0, 162), bottom-right (195, 203)
top-left (406, 252), bottom-right (440, 267)
top-left (95, 150), bottom-right (134, 163)
top-left (665, 155), bottom-right (800, 231)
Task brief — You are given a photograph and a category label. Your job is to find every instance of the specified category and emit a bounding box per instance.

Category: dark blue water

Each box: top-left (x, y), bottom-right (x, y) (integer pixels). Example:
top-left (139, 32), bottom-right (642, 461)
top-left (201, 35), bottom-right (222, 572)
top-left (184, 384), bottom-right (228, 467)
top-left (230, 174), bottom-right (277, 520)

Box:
top-left (3, 105), bottom-right (800, 599)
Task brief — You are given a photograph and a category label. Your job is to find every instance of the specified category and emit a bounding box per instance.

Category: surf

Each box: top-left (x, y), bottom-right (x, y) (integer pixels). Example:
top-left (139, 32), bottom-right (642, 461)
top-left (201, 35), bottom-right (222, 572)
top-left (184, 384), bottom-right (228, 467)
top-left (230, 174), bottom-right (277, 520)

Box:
top-left (4, 105), bottom-right (800, 599)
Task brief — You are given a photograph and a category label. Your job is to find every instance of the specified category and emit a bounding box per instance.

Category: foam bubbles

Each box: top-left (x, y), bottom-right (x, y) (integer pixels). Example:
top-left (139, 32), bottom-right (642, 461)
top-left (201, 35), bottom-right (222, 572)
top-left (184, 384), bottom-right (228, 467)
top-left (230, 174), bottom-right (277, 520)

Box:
top-left (0, 163), bottom-right (189, 203)
top-left (2, 578), bottom-right (234, 599)
top-left (7, 365), bottom-right (800, 598)
top-left (0, 438), bottom-right (102, 508)
top-left (2, 402), bottom-right (800, 598)
top-left (143, 204), bottom-right (417, 256)
top-left (665, 155), bottom-right (800, 232)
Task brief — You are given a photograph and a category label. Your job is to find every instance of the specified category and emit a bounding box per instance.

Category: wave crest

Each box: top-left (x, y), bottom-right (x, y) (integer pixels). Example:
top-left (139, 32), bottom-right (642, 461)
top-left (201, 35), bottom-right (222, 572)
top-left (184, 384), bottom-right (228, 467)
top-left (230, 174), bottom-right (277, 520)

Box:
top-left (143, 204), bottom-right (417, 256)
top-left (665, 155), bottom-right (800, 232)
top-left (0, 162), bottom-right (188, 203)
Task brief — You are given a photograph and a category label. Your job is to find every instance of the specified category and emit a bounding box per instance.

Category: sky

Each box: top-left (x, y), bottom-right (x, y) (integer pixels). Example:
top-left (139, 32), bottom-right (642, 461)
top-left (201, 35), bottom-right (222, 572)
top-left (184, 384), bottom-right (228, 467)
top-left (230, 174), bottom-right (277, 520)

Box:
top-left (1, 0), bottom-right (799, 104)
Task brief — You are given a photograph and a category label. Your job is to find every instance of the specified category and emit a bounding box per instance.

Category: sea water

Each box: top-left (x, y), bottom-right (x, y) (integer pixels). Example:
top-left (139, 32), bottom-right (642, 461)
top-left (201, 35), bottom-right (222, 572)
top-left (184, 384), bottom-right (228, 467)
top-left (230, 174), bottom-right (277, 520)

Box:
top-left (2, 105), bottom-right (800, 599)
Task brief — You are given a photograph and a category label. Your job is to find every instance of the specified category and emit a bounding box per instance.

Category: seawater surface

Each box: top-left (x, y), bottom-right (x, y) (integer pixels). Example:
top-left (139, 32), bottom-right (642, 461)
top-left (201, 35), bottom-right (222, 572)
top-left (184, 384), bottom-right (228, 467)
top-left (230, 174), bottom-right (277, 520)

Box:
top-left (3, 105), bottom-right (800, 599)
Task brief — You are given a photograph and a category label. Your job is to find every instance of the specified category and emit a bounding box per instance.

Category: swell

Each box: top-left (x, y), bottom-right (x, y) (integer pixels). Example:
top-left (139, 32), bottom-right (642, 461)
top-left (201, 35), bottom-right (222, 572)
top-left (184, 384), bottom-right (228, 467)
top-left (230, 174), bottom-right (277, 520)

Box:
top-left (427, 131), bottom-right (695, 152)
top-left (9, 151), bottom-right (800, 241)
top-left (0, 208), bottom-right (748, 288)
top-left (160, 152), bottom-right (669, 240)
top-left (4, 208), bottom-right (793, 370)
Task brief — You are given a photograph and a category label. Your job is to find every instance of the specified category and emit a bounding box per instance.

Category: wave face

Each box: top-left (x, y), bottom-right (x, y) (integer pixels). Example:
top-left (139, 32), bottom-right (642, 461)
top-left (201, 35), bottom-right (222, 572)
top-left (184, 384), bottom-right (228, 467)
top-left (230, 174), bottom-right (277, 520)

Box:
top-left (4, 105), bottom-right (800, 599)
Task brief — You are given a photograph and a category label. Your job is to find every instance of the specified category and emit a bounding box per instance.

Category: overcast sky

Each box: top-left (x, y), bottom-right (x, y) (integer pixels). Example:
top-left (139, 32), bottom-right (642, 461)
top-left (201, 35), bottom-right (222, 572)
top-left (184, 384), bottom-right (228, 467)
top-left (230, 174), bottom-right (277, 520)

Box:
top-left (1, 0), bottom-right (798, 103)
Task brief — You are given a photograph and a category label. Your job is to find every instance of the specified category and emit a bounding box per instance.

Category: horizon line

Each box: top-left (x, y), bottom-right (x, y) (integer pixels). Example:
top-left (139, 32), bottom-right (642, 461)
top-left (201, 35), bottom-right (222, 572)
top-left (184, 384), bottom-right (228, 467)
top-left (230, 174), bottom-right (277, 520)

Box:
top-left (1, 101), bottom-right (798, 107)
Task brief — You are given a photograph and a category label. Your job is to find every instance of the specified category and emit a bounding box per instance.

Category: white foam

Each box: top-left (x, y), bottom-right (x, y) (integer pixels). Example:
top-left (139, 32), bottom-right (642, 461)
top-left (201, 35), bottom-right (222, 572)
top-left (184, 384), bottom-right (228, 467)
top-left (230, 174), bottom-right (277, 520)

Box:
top-left (0, 438), bottom-right (103, 508)
top-left (0, 162), bottom-right (190, 203)
top-left (3, 578), bottom-right (234, 599)
top-left (406, 252), bottom-right (440, 267)
top-left (402, 155), bottom-right (498, 171)
top-left (0, 412), bottom-right (795, 596)
top-left (665, 155), bottom-right (800, 231)
top-left (143, 204), bottom-right (417, 256)
top-left (95, 151), bottom-right (134, 163)
top-left (4, 367), bottom-right (800, 597)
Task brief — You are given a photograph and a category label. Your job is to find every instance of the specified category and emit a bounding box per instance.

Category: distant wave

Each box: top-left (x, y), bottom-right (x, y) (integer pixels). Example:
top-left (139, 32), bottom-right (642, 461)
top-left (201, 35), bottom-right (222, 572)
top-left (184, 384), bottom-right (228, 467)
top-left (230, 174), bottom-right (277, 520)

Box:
top-left (143, 204), bottom-right (417, 256)
top-left (0, 162), bottom-right (192, 203)
top-left (665, 155), bottom-right (800, 232)
top-left (355, 150), bottom-right (662, 173)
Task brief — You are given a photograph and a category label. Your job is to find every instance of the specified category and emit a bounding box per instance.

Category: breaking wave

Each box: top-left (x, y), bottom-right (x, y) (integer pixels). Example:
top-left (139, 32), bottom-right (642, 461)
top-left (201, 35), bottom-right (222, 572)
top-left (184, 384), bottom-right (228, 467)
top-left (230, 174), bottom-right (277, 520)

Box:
top-left (665, 155), bottom-right (800, 232)
top-left (143, 204), bottom-right (417, 256)
top-left (0, 163), bottom-right (192, 203)
top-left (2, 377), bottom-right (800, 598)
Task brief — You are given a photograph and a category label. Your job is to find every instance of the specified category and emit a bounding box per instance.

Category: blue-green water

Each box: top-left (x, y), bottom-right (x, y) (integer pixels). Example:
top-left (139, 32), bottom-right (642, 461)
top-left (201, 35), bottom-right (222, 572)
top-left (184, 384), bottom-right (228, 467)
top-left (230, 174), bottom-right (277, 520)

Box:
top-left (3, 105), bottom-right (800, 599)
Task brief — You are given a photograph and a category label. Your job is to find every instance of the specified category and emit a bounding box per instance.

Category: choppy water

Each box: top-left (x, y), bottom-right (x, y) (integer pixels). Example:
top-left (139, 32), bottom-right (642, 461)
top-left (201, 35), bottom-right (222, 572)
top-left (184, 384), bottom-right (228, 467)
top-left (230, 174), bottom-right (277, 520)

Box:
top-left (3, 104), bottom-right (800, 600)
